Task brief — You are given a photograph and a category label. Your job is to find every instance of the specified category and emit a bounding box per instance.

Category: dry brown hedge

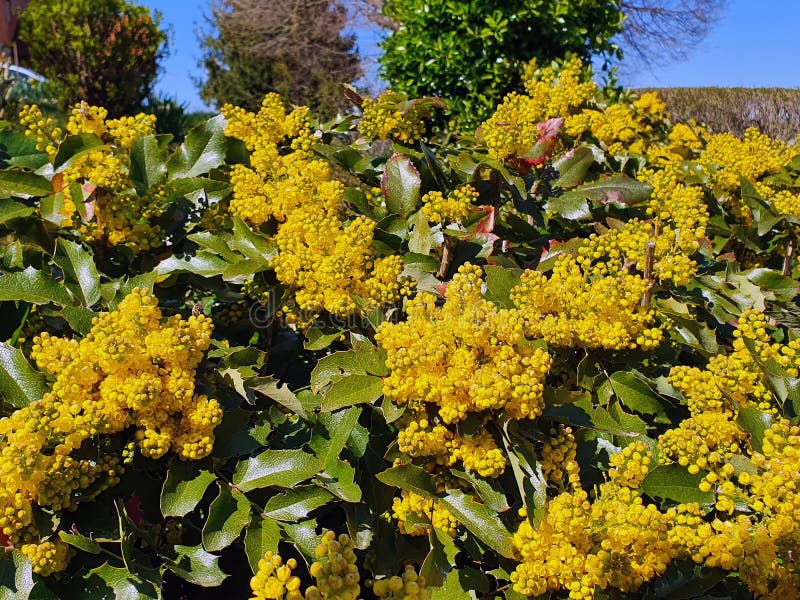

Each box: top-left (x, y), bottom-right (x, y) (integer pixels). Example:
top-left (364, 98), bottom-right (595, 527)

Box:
top-left (639, 87), bottom-right (800, 141)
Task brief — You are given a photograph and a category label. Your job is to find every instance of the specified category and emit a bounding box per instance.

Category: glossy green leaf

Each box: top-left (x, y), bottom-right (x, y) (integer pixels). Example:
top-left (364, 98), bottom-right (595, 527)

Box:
top-left (321, 374), bottom-right (383, 411)
top-left (439, 490), bottom-right (515, 559)
top-left (80, 563), bottom-right (159, 600)
top-left (737, 408), bottom-right (773, 452)
top-left (168, 115), bottom-right (227, 179)
top-left (244, 515), bottom-right (281, 572)
top-left (610, 371), bottom-right (670, 416)
top-left (165, 544), bottom-right (227, 588)
top-left (545, 191), bottom-right (591, 220)
top-left (0, 342), bottom-right (47, 408)
top-left (129, 134), bottom-right (169, 194)
top-left (553, 145), bottom-right (594, 188)
top-left (0, 200), bottom-right (34, 224)
top-left (58, 531), bottom-right (101, 554)
top-left (484, 265), bottom-right (521, 309)
top-left (160, 462), bottom-right (216, 517)
top-left (53, 133), bottom-right (104, 171)
top-left (576, 174), bottom-right (653, 205)
top-left (641, 465), bottom-right (714, 505)
top-left (232, 449), bottom-right (322, 492)
top-left (376, 463), bottom-right (437, 499)
top-left (202, 483), bottom-right (251, 552)
top-left (262, 487), bottom-right (335, 521)
top-left (53, 239), bottom-right (100, 306)
top-left (0, 266), bottom-right (74, 306)
top-left (381, 153), bottom-right (420, 217)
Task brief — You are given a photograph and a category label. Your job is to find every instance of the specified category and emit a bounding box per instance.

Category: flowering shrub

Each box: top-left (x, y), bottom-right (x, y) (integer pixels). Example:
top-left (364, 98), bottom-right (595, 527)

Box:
top-left (0, 58), bottom-right (800, 599)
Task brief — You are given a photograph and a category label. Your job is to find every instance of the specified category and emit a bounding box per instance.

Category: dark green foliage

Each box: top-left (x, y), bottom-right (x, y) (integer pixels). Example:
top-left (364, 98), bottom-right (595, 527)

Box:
top-left (378, 0), bottom-right (623, 130)
top-left (19, 0), bottom-right (168, 116)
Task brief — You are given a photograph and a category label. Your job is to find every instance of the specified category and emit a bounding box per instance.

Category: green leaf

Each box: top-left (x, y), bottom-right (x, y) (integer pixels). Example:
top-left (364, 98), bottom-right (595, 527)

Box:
top-left (641, 465), bottom-right (715, 505)
top-left (484, 265), bottom-right (521, 309)
top-left (129, 134), bottom-right (169, 194)
top-left (439, 490), bottom-right (515, 559)
top-left (165, 545), bottom-right (227, 588)
top-left (544, 191), bottom-right (591, 220)
top-left (156, 252), bottom-right (231, 278)
top-left (0, 266), bottom-right (75, 306)
top-left (381, 153), bottom-right (420, 217)
top-left (168, 115), bottom-right (227, 179)
top-left (311, 351), bottom-right (363, 393)
top-left (247, 376), bottom-right (309, 419)
top-left (81, 563), bottom-right (159, 600)
top-left (53, 133), bottom-right (104, 171)
top-left (553, 146), bottom-right (594, 188)
top-left (232, 449), bottom-right (322, 492)
top-left (450, 469), bottom-right (510, 513)
top-left (575, 174), bottom-right (653, 205)
top-left (0, 551), bottom-right (37, 600)
top-left (408, 210), bottom-right (434, 255)
top-left (320, 459), bottom-right (362, 502)
top-left (375, 463), bottom-right (438, 499)
top-left (321, 374), bottom-right (383, 411)
top-left (0, 200), bottom-right (34, 224)
top-left (0, 342), bottom-right (47, 408)
top-left (58, 531), bottom-right (101, 554)
top-left (283, 520), bottom-right (323, 560)
top-left (736, 408), bottom-right (773, 452)
top-left (746, 268), bottom-right (798, 302)
top-left (609, 371), bottom-right (670, 416)
top-left (202, 483), bottom-right (251, 552)
top-left (244, 515), bottom-right (281, 572)
top-left (53, 239), bottom-right (100, 307)
top-left (262, 487), bottom-right (335, 521)
top-left (61, 305), bottom-right (95, 334)
top-left (352, 332), bottom-right (388, 376)
top-left (160, 462), bottom-right (216, 517)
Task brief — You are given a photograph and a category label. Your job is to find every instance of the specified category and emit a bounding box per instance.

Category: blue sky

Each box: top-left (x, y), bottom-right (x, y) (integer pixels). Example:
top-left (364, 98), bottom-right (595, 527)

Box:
top-left (141, 0), bottom-right (800, 112)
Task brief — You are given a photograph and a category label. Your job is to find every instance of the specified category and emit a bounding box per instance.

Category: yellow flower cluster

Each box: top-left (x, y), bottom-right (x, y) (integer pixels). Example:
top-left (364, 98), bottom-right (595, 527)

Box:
top-left (658, 411), bottom-right (746, 475)
top-left (512, 442), bottom-right (673, 599)
top-left (420, 184), bottom-right (478, 224)
top-left (670, 308), bottom-right (799, 415)
top-left (249, 533), bottom-right (364, 600)
top-left (569, 92), bottom-right (666, 156)
top-left (358, 91), bottom-right (429, 143)
top-left (482, 58), bottom-right (595, 159)
top-left (306, 531), bottom-right (361, 600)
top-left (510, 254), bottom-right (663, 350)
top-left (700, 128), bottom-right (794, 192)
top-left (250, 551), bottom-right (303, 600)
top-left (224, 94), bottom-right (410, 323)
top-left (372, 565), bottom-right (429, 600)
top-left (391, 489), bottom-right (459, 538)
top-left (540, 425), bottom-right (580, 489)
top-left (20, 539), bottom-right (71, 576)
top-left (19, 103), bottom-right (163, 249)
top-left (0, 289), bottom-right (218, 574)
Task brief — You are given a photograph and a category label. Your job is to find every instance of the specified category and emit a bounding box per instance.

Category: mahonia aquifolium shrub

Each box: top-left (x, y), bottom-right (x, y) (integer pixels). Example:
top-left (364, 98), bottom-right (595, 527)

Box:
top-left (4, 54), bottom-right (800, 598)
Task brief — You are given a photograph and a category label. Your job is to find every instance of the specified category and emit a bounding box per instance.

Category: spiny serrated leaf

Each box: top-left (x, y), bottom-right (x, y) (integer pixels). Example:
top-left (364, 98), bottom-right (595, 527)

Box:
top-left (553, 146), bottom-right (594, 188)
top-left (129, 134), bottom-right (169, 194)
top-left (376, 463), bottom-right (437, 499)
top-left (53, 239), bottom-right (100, 306)
top-left (244, 515), bottom-right (281, 572)
top-left (382, 153), bottom-right (420, 217)
top-left (321, 374), bottom-right (383, 411)
top-left (168, 115), bottom-right (227, 179)
top-left (160, 462), bottom-right (216, 517)
top-left (641, 465), bottom-right (715, 505)
top-left (0, 342), bottom-right (47, 408)
top-left (0, 266), bottom-right (74, 306)
top-left (165, 545), bottom-right (227, 588)
top-left (262, 487), bottom-right (335, 522)
top-left (439, 490), bottom-right (515, 558)
top-left (202, 483), bottom-right (251, 552)
top-left (232, 450), bottom-right (322, 492)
